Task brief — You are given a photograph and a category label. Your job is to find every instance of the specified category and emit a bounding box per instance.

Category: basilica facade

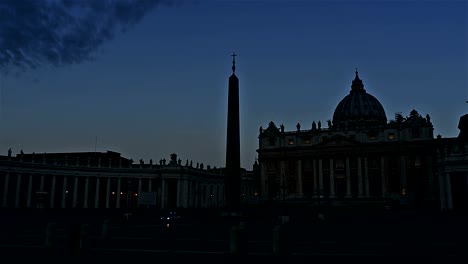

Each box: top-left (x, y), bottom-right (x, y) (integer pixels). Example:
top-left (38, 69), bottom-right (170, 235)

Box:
top-left (257, 71), bottom-right (440, 208)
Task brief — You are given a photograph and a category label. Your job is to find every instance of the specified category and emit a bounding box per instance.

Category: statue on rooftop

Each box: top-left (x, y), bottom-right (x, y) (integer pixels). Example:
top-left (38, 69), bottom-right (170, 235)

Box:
top-left (8, 148), bottom-right (11, 157)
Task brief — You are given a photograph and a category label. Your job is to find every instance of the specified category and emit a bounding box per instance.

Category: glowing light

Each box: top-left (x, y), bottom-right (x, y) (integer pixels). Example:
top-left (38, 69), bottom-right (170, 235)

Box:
top-left (112, 192), bottom-right (115, 195)
top-left (120, 192), bottom-right (123, 195)
top-left (134, 193), bottom-right (138, 196)
top-left (66, 190), bottom-right (68, 194)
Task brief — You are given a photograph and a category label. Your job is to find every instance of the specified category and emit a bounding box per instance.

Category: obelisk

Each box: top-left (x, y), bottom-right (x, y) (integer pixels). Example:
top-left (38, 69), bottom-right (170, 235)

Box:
top-left (225, 52), bottom-right (241, 211)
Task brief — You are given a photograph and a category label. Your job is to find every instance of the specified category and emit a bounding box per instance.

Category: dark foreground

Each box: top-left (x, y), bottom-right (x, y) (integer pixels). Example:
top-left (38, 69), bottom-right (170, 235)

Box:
top-left (0, 204), bottom-right (467, 262)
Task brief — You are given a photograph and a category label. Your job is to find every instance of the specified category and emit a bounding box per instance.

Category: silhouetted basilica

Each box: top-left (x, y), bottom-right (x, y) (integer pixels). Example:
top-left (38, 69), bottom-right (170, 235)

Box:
top-left (257, 71), bottom-right (468, 211)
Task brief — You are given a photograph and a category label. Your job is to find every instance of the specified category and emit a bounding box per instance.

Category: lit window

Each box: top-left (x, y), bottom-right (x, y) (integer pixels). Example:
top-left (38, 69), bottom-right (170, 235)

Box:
top-left (335, 160), bottom-right (344, 169)
top-left (388, 133), bottom-right (395, 140)
top-left (368, 134), bottom-right (377, 140)
top-left (303, 138), bottom-right (311, 144)
top-left (288, 139), bottom-right (294, 145)
top-left (414, 156), bottom-right (421, 168)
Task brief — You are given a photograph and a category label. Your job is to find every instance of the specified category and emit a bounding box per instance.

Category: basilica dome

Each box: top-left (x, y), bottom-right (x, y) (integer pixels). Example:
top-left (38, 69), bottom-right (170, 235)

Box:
top-left (332, 71), bottom-right (387, 130)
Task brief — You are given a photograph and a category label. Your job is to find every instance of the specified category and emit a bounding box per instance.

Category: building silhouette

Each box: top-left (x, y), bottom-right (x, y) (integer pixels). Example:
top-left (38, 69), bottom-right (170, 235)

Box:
top-left (257, 70), bottom-right (467, 211)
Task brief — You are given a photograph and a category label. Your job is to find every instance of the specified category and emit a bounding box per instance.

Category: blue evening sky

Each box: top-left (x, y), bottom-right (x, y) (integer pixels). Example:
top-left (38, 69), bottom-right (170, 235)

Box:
top-left (0, 0), bottom-right (466, 169)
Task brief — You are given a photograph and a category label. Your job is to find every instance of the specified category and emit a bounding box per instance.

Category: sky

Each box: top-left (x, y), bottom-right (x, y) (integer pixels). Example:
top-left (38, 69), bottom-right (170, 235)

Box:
top-left (0, 0), bottom-right (466, 169)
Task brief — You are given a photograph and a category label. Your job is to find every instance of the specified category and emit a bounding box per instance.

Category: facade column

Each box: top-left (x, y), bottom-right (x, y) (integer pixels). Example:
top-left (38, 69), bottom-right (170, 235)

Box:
top-left (95, 178), bottom-right (100, 208)
top-left (329, 159), bottom-right (335, 198)
top-left (297, 159), bottom-right (303, 198)
top-left (346, 157), bottom-right (352, 198)
top-left (358, 156), bottom-right (363, 198)
top-left (313, 159), bottom-right (318, 197)
top-left (26, 174), bottom-right (33, 208)
top-left (116, 178), bottom-right (121, 208)
top-left (425, 156), bottom-right (434, 200)
top-left (445, 173), bottom-right (453, 210)
top-left (400, 155), bottom-right (407, 191)
top-left (148, 179), bottom-right (152, 192)
top-left (3, 171), bottom-right (9, 207)
top-left (50, 175), bottom-right (56, 209)
top-left (260, 162), bottom-right (267, 200)
top-left (195, 181), bottom-right (200, 208)
top-left (280, 160), bottom-right (285, 199)
top-left (161, 179), bottom-right (167, 208)
top-left (105, 177), bottom-right (111, 208)
top-left (438, 170), bottom-right (447, 210)
top-left (83, 177), bottom-right (89, 208)
top-left (381, 156), bottom-right (387, 198)
top-left (61, 177), bottom-right (67, 209)
top-left (72, 177), bottom-right (78, 208)
top-left (40, 175), bottom-right (45, 192)
top-left (318, 159), bottom-right (324, 193)
top-left (364, 157), bottom-right (370, 197)
top-left (15, 173), bottom-right (22, 208)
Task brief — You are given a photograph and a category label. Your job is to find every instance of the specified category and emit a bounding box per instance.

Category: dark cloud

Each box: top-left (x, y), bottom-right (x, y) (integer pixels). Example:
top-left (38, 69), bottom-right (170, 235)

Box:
top-left (0, 0), bottom-right (176, 74)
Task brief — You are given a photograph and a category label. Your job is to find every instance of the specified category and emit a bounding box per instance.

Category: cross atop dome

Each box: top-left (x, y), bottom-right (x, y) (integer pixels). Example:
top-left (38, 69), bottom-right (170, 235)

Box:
top-left (351, 68), bottom-right (365, 91)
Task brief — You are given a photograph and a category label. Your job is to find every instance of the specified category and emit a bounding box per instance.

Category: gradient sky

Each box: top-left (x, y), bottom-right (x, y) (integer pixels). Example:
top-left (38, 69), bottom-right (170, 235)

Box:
top-left (0, 0), bottom-right (467, 169)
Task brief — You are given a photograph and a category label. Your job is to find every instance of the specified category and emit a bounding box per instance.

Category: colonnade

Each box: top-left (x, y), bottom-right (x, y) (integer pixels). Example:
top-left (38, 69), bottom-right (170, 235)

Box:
top-left (0, 170), bottom-right (225, 209)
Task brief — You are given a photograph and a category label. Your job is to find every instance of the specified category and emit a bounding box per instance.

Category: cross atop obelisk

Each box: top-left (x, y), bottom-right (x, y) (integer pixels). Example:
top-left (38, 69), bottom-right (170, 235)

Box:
top-left (231, 52), bottom-right (237, 73)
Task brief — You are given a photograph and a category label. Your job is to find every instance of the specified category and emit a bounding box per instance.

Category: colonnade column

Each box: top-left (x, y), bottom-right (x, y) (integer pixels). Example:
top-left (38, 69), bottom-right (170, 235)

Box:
top-left (313, 159), bottom-right (318, 197)
top-left (329, 159), bottom-right (335, 198)
top-left (50, 175), bottom-right (56, 208)
top-left (40, 175), bottom-right (44, 192)
top-left (161, 179), bottom-right (166, 209)
top-left (83, 177), bottom-right (89, 208)
top-left (364, 157), bottom-right (370, 197)
top-left (61, 177), bottom-right (67, 208)
top-left (297, 159), bottom-right (303, 198)
top-left (176, 178), bottom-right (182, 207)
top-left (183, 180), bottom-right (189, 208)
top-left (148, 179), bottom-right (152, 192)
top-left (72, 177), bottom-right (78, 208)
top-left (105, 177), bottom-right (111, 208)
top-left (138, 178), bottom-right (142, 200)
top-left (116, 178), bottom-right (121, 208)
top-left (94, 178), bottom-right (100, 208)
top-left (346, 157), bottom-right (352, 198)
top-left (318, 159), bottom-right (323, 193)
top-left (15, 173), bottom-right (22, 208)
top-left (26, 174), bottom-right (33, 208)
top-left (2, 172), bottom-right (9, 207)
